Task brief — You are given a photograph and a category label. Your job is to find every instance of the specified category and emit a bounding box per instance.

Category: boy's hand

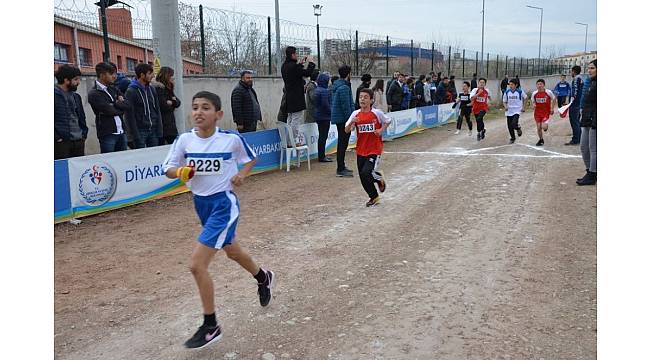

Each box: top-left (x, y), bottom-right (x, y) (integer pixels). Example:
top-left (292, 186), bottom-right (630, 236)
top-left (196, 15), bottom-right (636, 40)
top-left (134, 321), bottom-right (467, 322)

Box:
top-left (231, 173), bottom-right (245, 186)
top-left (374, 127), bottom-right (383, 136)
top-left (176, 166), bottom-right (195, 183)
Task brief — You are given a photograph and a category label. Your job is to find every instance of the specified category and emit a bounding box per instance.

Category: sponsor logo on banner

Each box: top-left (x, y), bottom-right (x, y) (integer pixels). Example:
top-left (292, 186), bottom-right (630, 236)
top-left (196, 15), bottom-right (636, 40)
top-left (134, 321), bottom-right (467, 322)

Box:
top-left (437, 103), bottom-right (456, 124)
top-left (386, 108), bottom-right (417, 138)
top-left (78, 162), bottom-right (117, 206)
top-left (418, 105), bottom-right (438, 128)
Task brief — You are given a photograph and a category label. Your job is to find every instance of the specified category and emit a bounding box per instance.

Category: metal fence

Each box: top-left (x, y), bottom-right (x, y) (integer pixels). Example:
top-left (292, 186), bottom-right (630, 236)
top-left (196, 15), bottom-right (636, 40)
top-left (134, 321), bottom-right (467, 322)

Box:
top-left (54, 0), bottom-right (573, 78)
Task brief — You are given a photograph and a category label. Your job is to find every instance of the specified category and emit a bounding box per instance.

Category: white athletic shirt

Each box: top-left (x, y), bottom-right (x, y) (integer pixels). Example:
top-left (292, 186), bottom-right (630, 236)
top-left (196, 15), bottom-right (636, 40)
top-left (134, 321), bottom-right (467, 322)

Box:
top-left (502, 88), bottom-right (528, 116)
top-left (163, 127), bottom-right (256, 196)
top-left (469, 87), bottom-right (491, 99)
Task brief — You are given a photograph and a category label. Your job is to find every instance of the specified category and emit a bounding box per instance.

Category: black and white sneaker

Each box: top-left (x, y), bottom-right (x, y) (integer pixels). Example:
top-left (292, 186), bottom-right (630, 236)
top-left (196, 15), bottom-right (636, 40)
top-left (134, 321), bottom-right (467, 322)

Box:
top-left (517, 127), bottom-right (522, 137)
top-left (184, 324), bottom-right (223, 349)
top-left (509, 138), bottom-right (516, 144)
top-left (536, 139), bottom-right (544, 146)
top-left (258, 269), bottom-right (275, 307)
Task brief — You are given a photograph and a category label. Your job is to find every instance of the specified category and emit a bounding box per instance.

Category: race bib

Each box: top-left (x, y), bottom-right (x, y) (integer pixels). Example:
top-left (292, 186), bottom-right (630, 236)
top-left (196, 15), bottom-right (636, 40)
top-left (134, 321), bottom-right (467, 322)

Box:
top-left (476, 96), bottom-right (487, 103)
top-left (357, 123), bottom-right (376, 133)
top-left (186, 157), bottom-right (223, 175)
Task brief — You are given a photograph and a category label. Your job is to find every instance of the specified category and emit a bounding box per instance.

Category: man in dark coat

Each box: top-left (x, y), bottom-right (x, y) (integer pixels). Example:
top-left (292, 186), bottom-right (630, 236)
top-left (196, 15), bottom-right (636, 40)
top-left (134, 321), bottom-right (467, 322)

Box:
top-left (434, 77), bottom-right (449, 105)
top-left (386, 73), bottom-right (405, 111)
top-left (414, 75), bottom-right (426, 107)
top-left (281, 46), bottom-right (316, 144)
top-left (54, 64), bottom-right (88, 159)
top-left (231, 70), bottom-right (262, 133)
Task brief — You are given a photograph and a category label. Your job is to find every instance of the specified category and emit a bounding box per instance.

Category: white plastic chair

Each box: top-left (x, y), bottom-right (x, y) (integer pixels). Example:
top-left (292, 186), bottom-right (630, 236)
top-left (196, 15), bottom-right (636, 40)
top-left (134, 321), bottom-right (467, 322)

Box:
top-left (276, 121), bottom-right (310, 172)
top-left (299, 122), bottom-right (318, 154)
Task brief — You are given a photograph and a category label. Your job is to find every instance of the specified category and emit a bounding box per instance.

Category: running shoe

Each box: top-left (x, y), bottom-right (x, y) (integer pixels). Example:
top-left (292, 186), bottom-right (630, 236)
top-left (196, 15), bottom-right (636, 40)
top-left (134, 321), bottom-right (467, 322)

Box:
top-left (481, 129), bottom-right (486, 139)
top-left (454, 129), bottom-right (460, 135)
top-left (509, 138), bottom-right (515, 144)
top-left (536, 139), bottom-right (544, 146)
top-left (468, 129), bottom-right (473, 136)
top-left (184, 324), bottom-right (223, 349)
top-left (258, 269), bottom-right (275, 307)
top-left (366, 196), bottom-right (380, 207)
top-left (517, 127), bottom-right (522, 137)
top-left (377, 175), bottom-right (386, 193)
top-left (477, 132), bottom-right (481, 141)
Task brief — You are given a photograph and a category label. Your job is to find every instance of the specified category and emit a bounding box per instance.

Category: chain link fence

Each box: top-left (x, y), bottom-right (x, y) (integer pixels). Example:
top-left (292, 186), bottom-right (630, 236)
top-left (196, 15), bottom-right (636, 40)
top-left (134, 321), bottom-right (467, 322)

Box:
top-left (54, 0), bottom-right (574, 77)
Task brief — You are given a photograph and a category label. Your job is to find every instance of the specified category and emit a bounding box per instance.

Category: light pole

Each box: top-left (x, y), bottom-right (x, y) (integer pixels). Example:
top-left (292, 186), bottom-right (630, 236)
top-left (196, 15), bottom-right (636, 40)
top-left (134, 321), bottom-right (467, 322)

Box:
top-left (313, 4), bottom-right (322, 69)
top-left (274, 0), bottom-right (281, 75)
top-left (480, 0), bottom-right (485, 76)
top-left (576, 22), bottom-right (588, 54)
top-left (526, 5), bottom-right (543, 75)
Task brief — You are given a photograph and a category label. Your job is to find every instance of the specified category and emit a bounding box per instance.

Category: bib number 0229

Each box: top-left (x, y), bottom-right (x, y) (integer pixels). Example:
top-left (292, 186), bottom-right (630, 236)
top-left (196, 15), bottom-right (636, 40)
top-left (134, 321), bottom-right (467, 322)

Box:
top-left (187, 158), bottom-right (222, 175)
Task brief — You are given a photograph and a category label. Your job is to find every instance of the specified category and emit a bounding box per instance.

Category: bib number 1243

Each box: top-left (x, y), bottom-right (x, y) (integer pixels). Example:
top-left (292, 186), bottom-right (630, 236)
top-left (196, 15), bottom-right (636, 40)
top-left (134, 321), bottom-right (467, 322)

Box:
top-left (187, 158), bottom-right (222, 175)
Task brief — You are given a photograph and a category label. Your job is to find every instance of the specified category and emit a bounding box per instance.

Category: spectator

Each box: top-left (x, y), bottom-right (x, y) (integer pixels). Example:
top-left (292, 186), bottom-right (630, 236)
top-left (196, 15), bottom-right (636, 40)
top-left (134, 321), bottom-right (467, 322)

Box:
top-left (414, 75), bottom-right (426, 107)
top-left (566, 66), bottom-right (584, 145)
top-left (500, 74), bottom-right (509, 105)
top-left (447, 75), bottom-right (458, 103)
top-left (576, 59), bottom-right (597, 186)
top-left (231, 70), bottom-right (262, 133)
top-left (553, 74), bottom-right (571, 107)
top-left (281, 46), bottom-right (316, 145)
top-left (330, 75), bottom-right (339, 89)
top-left (331, 65), bottom-right (355, 177)
top-left (386, 71), bottom-right (400, 94)
top-left (355, 73), bottom-right (372, 109)
top-left (434, 76), bottom-right (449, 105)
top-left (433, 72), bottom-right (442, 87)
top-left (125, 63), bottom-right (162, 148)
top-left (423, 76), bottom-right (432, 105)
top-left (54, 64), bottom-right (88, 159)
top-left (115, 71), bottom-right (131, 94)
top-left (87, 62), bottom-right (131, 153)
top-left (514, 74), bottom-right (521, 89)
top-left (386, 73), bottom-right (405, 112)
top-left (314, 72), bottom-right (333, 162)
top-left (154, 66), bottom-right (182, 143)
top-left (470, 73), bottom-right (478, 90)
top-left (404, 77), bottom-right (414, 109)
top-left (372, 79), bottom-right (387, 112)
top-left (305, 69), bottom-right (319, 123)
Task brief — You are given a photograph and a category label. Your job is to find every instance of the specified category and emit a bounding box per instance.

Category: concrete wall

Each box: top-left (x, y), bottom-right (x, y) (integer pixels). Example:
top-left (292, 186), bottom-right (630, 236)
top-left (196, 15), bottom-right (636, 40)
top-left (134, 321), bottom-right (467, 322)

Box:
top-left (75, 74), bottom-right (562, 155)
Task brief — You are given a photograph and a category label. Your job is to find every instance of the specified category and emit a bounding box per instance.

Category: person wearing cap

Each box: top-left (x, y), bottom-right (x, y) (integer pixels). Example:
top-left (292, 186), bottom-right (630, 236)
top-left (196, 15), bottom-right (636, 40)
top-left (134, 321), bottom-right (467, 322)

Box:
top-left (355, 73), bottom-right (372, 110)
top-left (231, 70), bottom-right (262, 133)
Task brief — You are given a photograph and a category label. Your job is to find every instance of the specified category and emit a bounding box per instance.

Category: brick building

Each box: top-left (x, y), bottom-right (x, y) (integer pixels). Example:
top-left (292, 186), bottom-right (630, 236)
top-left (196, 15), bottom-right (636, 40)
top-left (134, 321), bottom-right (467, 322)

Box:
top-left (54, 8), bottom-right (203, 75)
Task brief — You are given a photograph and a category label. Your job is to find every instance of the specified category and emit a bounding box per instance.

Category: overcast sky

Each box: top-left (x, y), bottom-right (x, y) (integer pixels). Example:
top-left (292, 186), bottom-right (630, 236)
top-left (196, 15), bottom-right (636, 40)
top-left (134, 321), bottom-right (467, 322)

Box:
top-left (182, 0), bottom-right (597, 58)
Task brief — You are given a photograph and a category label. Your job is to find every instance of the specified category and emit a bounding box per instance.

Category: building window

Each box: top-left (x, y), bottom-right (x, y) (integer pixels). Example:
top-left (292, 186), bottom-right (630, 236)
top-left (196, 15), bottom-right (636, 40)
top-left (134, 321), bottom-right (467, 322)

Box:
top-left (79, 48), bottom-right (92, 67)
top-left (127, 57), bottom-right (137, 72)
top-left (54, 43), bottom-right (69, 64)
top-left (116, 55), bottom-right (123, 71)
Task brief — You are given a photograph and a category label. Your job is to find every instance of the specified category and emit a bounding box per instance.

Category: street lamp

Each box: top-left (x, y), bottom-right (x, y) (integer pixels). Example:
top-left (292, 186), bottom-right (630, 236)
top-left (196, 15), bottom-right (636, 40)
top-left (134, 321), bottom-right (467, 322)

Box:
top-left (575, 22), bottom-right (588, 54)
top-left (526, 5), bottom-right (543, 75)
top-left (94, 0), bottom-right (131, 63)
top-left (313, 4), bottom-right (322, 69)
top-left (480, 0), bottom-right (485, 76)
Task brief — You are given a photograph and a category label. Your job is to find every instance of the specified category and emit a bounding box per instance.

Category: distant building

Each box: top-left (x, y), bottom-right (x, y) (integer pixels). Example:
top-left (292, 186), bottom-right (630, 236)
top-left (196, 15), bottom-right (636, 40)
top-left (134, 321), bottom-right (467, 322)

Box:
top-left (323, 38), bottom-right (352, 58)
top-left (552, 51), bottom-right (597, 73)
top-left (295, 46), bottom-right (312, 58)
top-left (361, 39), bottom-right (388, 49)
top-left (54, 8), bottom-right (203, 75)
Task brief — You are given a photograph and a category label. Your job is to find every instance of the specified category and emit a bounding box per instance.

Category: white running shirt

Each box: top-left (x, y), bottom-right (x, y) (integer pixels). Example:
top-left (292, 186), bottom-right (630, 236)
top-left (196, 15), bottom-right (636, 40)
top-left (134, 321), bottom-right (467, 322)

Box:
top-left (163, 127), bottom-right (256, 196)
top-left (502, 88), bottom-right (528, 116)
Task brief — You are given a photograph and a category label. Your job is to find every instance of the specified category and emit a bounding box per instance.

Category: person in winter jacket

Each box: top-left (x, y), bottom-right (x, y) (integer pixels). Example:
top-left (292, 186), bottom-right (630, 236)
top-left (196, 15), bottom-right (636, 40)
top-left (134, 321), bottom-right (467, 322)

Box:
top-left (314, 72), bottom-right (333, 162)
top-left (567, 66), bottom-right (585, 145)
top-left (386, 73), bottom-right (405, 111)
top-left (124, 63), bottom-right (163, 148)
top-left (54, 64), bottom-right (88, 159)
top-left (231, 70), bottom-right (262, 133)
top-left (423, 76), bottom-right (433, 105)
top-left (470, 73), bottom-right (478, 90)
top-left (553, 74), bottom-right (571, 107)
top-left (331, 65), bottom-right (355, 177)
top-left (576, 59), bottom-right (597, 186)
top-left (305, 70), bottom-right (319, 123)
top-left (414, 75), bottom-right (426, 107)
top-left (447, 75), bottom-right (458, 103)
top-left (87, 62), bottom-right (131, 153)
top-left (355, 73), bottom-right (372, 110)
top-left (155, 66), bottom-right (182, 143)
top-left (434, 77), bottom-right (449, 105)
top-left (281, 46), bottom-right (316, 144)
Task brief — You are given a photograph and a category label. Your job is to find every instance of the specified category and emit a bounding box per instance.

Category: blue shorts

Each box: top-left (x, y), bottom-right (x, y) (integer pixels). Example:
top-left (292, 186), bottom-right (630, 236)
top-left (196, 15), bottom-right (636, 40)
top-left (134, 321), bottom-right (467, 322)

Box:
top-left (193, 191), bottom-right (240, 249)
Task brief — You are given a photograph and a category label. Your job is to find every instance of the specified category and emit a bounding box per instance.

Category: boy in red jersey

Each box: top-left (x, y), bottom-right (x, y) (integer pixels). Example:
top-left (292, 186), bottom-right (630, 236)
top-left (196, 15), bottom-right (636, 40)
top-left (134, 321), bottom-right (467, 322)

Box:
top-left (345, 88), bottom-right (391, 207)
top-left (531, 79), bottom-right (556, 146)
top-left (470, 77), bottom-right (491, 141)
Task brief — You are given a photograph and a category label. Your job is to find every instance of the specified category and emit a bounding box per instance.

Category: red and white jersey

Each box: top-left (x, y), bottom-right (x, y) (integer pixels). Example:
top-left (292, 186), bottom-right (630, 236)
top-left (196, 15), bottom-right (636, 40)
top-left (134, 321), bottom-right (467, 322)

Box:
top-left (532, 89), bottom-right (555, 118)
top-left (470, 87), bottom-right (491, 114)
top-left (345, 108), bottom-right (391, 156)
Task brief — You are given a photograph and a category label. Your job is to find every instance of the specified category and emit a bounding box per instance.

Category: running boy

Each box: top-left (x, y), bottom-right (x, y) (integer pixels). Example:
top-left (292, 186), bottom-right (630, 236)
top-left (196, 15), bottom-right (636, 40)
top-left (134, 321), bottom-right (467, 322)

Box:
top-left (531, 79), bottom-right (556, 146)
top-left (502, 79), bottom-right (527, 144)
top-left (163, 91), bottom-right (275, 349)
top-left (345, 88), bottom-right (391, 207)
top-left (454, 81), bottom-right (473, 135)
top-left (470, 77), bottom-right (491, 141)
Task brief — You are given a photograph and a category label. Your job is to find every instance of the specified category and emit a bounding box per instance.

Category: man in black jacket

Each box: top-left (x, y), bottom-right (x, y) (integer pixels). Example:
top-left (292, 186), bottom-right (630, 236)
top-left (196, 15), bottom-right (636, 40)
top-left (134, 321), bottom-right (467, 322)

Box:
top-left (281, 46), bottom-right (316, 144)
top-left (231, 70), bottom-right (262, 133)
top-left (54, 65), bottom-right (88, 159)
top-left (124, 63), bottom-right (163, 148)
top-left (470, 73), bottom-right (478, 90)
top-left (87, 62), bottom-right (131, 153)
top-left (414, 75), bottom-right (426, 107)
top-left (434, 77), bottom-right (449, 105)
top-left (355, 74), bottom-right (372, 110)
top-left (386, 73), bottom-right (405, 112)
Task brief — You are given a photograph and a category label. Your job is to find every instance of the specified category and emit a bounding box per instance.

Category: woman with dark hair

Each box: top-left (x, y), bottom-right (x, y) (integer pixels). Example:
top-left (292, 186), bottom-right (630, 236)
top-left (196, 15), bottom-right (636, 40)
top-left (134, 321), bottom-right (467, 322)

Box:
top-left (402, 77), bottom-right (413, 110)
top-left (576, 59), bottom-right (597, 186)
top-left (155, 66), bottom-right (181, 144)
top-left (372, 79), bottom-right (387, 112)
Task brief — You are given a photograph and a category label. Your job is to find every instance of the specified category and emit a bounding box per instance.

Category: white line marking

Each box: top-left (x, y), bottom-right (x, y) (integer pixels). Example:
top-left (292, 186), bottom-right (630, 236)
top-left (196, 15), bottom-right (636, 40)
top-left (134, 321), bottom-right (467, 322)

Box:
top-left (383, 151), bottom-right (581, 159)
top-left (517, 143), bottom-right (576, 157)
top-left (463, 144), bottom-right (513, 153)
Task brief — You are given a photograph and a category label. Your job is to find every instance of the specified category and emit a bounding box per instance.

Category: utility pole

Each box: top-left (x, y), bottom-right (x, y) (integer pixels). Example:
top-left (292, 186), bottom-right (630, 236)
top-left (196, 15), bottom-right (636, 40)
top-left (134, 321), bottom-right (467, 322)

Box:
top-left (151, 0), bottom-right (185, 132)
top-left (527, 5), bottom-right (543, 76)
top-left (274, 0), bottom-right (282, 76)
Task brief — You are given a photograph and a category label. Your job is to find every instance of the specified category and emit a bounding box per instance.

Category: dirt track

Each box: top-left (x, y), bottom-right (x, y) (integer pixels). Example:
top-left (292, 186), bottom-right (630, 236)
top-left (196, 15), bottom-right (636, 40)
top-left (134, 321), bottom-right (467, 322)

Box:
top-left (54, 110), bottom-right (597, 360)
